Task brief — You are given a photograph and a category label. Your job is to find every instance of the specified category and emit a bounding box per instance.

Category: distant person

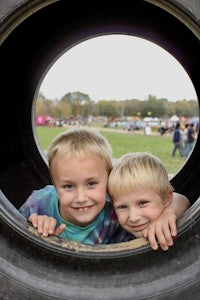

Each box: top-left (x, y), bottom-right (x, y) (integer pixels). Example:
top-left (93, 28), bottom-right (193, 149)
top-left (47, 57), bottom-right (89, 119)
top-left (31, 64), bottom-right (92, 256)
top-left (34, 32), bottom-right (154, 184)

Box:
top-left (158, 126), bottom-right (166, 135)
top-left (184, 123), bottom-right (196, 158)
top-left (171, 123), bottom-right (183, 157)
top-left (182, 123), bottom-right (189, 151)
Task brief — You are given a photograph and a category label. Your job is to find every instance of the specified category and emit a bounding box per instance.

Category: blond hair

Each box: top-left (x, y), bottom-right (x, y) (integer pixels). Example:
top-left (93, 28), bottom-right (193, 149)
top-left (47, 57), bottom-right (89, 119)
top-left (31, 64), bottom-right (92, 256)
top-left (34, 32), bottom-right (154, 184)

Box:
top-left (108, 152), bottom-right (174, 199)
top-left (48, 128), bottom-right (113, 176)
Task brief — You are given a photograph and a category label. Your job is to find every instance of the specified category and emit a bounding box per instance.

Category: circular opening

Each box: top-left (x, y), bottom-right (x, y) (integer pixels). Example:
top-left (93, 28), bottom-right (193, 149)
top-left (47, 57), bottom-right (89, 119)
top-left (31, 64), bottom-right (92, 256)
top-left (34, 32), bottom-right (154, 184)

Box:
top-left (36, 34), bottom-right (198, 178)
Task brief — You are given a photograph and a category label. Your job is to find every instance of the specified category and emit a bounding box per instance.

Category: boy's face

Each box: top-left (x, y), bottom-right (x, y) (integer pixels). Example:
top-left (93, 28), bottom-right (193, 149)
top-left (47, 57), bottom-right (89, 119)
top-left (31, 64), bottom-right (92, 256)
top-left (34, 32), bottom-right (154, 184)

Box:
top-left (113, 189), bottom-right (171, 238)
top-left (52, 155), bottom-right (108, 227)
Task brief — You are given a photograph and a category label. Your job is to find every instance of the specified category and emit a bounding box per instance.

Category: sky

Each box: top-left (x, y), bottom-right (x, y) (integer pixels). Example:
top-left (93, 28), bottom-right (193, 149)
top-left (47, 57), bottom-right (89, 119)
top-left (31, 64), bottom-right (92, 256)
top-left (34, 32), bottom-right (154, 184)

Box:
top-left (39, 35), bottom-right (197, 102)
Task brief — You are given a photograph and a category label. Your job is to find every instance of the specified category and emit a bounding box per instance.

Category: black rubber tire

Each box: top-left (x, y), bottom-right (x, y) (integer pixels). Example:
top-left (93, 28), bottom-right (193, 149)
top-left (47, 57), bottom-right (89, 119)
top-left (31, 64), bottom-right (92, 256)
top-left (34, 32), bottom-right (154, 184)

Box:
top-left (0, 0), bottom-right (199, 299)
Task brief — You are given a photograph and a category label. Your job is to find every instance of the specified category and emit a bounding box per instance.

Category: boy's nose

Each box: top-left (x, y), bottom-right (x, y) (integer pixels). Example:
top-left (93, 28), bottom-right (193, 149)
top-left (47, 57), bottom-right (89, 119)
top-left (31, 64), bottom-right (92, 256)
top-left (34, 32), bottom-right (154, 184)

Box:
top-left (75, 188), bottom-right (87, 203)
top-left (128, 208), bottom-right (141, 223)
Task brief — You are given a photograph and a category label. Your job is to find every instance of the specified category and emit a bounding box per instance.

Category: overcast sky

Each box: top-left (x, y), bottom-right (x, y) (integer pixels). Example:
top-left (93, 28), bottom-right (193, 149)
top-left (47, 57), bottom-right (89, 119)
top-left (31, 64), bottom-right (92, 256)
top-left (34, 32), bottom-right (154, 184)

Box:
top-left (39, 35), bottom-right (197, 102)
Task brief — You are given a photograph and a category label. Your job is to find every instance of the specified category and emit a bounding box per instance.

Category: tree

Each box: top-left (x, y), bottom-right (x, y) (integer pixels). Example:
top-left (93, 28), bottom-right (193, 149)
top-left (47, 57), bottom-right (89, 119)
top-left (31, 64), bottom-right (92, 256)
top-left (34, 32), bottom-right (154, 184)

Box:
top-left (51, 100), bottom-right (71, 118)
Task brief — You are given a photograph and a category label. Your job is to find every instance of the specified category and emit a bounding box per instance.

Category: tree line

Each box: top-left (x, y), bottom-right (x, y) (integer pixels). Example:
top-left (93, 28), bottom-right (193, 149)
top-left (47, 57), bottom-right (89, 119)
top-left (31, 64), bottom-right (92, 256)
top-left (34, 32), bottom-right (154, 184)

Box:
top-left (36, 91), bottom-right (198, 120)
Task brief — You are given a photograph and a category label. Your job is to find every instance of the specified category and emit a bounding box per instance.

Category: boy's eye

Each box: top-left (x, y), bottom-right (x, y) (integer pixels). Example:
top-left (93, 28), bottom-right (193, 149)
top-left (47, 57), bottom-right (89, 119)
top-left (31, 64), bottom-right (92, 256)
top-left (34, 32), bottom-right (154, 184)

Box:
top-left (116, 205), bottom-right (127, 210)
top-left (88, 181), bottom-right (97, 187)
top-left (139, 200), bottom-right (148, 207)
top-left (64, 184), bottom-right (73, 189)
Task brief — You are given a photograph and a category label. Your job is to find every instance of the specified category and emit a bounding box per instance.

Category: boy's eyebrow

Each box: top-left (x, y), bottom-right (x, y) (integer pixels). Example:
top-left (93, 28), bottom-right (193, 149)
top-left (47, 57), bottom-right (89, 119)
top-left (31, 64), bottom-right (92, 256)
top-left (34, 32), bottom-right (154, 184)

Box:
top-left (85, 177), bottom-right (99, 182)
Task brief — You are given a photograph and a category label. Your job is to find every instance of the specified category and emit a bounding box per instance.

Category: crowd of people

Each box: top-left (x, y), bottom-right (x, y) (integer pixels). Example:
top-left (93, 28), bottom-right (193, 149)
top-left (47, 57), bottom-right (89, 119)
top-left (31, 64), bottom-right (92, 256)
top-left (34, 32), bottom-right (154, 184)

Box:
top-left (171, 122), bottom-right (197, 158)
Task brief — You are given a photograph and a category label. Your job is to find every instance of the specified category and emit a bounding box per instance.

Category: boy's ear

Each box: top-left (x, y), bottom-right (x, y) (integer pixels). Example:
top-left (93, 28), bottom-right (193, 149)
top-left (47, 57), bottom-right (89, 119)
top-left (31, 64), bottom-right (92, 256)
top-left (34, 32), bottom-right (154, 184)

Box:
top-left (164, 192), bottom-right (173, 207)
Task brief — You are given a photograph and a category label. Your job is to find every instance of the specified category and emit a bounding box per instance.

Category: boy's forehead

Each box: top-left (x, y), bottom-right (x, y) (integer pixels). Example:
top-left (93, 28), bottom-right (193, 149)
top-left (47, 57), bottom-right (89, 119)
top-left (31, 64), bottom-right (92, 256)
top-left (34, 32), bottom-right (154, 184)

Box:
top-left (113, 189), bottom-right (162, 201)
top-left (54, 152), bottom-right (106, 165)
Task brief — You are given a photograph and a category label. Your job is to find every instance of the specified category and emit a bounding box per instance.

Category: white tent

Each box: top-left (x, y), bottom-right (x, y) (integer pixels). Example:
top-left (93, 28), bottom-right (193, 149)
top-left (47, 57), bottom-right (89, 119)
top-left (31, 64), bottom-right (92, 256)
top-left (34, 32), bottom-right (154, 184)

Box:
top-left (170, 115), bottom-right (179, 122)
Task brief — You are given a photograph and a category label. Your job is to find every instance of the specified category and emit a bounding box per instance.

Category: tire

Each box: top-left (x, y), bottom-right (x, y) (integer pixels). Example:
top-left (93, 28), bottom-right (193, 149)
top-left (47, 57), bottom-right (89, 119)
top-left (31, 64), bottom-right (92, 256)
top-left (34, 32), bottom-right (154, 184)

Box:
top-left (0, 0), bottom-right (199, 299)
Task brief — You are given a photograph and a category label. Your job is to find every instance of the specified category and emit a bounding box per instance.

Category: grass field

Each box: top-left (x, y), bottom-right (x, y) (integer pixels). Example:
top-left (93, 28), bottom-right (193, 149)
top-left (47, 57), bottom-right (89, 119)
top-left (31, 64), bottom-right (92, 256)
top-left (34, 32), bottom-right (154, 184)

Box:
top-left (36, 125), bottom-right (186, 175)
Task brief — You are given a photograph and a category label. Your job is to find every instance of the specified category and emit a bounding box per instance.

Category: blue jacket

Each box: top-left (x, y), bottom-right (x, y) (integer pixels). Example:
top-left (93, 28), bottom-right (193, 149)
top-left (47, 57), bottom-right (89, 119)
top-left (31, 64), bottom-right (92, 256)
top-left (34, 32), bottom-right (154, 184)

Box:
top-left (173, 129), bottom-right (180, 143)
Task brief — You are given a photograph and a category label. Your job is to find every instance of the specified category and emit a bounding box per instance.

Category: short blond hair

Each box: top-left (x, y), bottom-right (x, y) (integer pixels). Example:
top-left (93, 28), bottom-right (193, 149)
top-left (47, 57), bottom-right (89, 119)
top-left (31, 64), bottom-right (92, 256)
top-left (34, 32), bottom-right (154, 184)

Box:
top-left (48, 128), bottom-right (113, 176)
top-left (108, 152), bottom-right (174, 200)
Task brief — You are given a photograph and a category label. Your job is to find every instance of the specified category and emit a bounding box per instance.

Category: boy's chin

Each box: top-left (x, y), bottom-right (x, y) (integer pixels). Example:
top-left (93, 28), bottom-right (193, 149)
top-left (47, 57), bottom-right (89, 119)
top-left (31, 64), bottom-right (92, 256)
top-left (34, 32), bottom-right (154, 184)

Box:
top-left (130, 231), bottom-right (144, 238)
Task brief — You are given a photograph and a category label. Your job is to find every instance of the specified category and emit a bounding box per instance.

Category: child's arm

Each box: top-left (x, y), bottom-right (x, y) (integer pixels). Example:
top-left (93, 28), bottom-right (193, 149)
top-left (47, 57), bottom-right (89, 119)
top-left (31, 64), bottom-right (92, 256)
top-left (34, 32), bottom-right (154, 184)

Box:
top-left (29, 213), bottom-right (66, 237)
top-left (143, 192), bottom-right (190, 251)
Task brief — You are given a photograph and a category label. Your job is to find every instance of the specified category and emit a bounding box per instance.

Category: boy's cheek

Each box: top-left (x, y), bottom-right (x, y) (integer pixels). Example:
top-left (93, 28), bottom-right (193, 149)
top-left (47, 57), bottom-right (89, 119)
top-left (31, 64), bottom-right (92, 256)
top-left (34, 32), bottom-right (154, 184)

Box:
top-left (116, 213), bottom-right (125, 225)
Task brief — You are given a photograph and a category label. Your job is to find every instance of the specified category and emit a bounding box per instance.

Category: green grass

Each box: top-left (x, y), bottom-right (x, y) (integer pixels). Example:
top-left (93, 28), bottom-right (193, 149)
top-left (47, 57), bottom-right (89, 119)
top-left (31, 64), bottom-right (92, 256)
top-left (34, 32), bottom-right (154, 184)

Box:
top-left (36, 126), bottom-right (186, 175)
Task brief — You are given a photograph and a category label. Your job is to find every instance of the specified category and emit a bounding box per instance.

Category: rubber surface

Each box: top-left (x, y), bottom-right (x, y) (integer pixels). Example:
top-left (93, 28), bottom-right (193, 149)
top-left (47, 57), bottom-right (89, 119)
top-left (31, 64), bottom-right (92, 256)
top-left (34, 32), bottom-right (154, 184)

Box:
top-left (0, 0), bottom-right (199, 299)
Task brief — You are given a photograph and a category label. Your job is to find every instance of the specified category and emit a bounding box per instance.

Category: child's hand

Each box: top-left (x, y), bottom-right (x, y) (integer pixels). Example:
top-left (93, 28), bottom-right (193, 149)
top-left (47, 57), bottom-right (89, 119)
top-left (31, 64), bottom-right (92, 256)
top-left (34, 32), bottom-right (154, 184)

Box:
top-left (28, 213), bottom-right (66, 237)
top-left (143, 211), bottom-right (177, 251)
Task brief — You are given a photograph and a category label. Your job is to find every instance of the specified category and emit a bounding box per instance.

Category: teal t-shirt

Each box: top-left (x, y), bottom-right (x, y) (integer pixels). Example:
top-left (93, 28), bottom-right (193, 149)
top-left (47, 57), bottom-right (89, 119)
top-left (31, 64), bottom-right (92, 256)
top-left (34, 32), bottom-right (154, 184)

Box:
top-left (19, 185), bottom-right (133, 244)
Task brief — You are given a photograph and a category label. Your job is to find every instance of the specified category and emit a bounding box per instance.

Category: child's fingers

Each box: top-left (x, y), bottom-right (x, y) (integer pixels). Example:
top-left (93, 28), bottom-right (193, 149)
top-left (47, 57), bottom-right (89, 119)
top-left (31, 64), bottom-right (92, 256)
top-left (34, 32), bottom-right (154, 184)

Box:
top-left (157, 227), bottom-right (172, 251)
top-left (29, 214), bottom-right (60, 237)
top-left (157, 218), bottom-right (177, 249)
top-left (168, 219), bottom-right (177, 237)
top-left (42, 216), bottom-right (57, 237)
top-left (144, 212), bottom-right (178, 251)
top-left (28, 213), bottom-right (38, 228)
top-left (36, 215), bottom-right (48, 236)
top-left (147, 234), bottom-right (159, 250)
top-left (144, 223), bottom-right (174, 251)
top-left (143, 227), bottom-right (159, 250)
top-left (54, 224), bottom-right (66, 236)
top-left (34, 215), bottom-right (56, 237)
top-left (144, 227), bottom-right (159, 250)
